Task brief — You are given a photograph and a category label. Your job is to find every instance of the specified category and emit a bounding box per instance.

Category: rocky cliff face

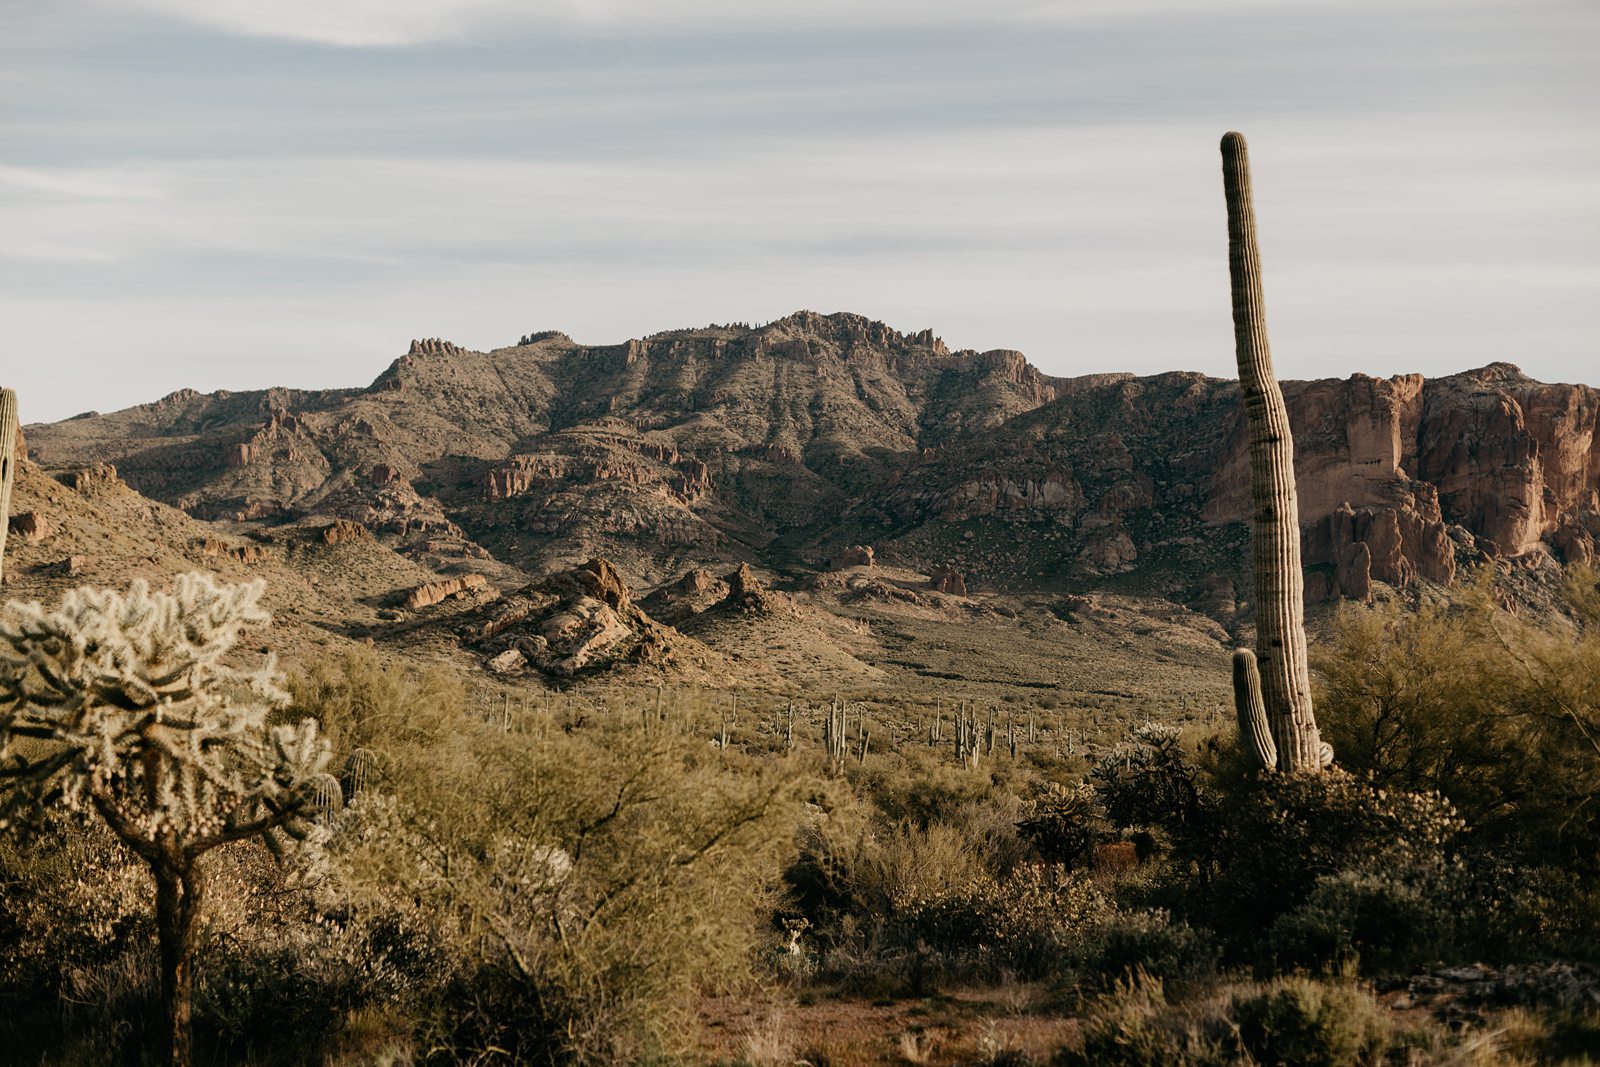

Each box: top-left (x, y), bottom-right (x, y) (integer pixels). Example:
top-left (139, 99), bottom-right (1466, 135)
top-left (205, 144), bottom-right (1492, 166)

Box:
top-left (22, 312), bottom-right (1600, 610)
top-left (853, 363), bottom-right (1599, 604)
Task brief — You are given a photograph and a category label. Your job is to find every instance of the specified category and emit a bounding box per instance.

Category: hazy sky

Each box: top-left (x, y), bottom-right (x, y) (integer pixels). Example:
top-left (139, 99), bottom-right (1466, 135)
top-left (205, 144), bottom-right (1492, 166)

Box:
top-left (3, 0), bottom-right (1596, 423)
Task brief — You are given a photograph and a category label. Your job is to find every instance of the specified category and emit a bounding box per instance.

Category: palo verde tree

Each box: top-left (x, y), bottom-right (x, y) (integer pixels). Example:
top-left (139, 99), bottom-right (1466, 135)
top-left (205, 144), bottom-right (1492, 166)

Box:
top-left (0, 573), bottom-right (328, 1067)
top-left (1221, 131), bottom-right (1329, 774)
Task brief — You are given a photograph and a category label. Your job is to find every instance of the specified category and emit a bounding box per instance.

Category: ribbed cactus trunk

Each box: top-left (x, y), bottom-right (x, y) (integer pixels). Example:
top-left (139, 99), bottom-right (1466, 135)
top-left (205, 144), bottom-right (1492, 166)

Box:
top-left (0, 389), bottom-right (17, 585)
top-left (1231, 648), bottom-right (1278, 770)
top-left (1221, 132), bottom-right (1325, 774)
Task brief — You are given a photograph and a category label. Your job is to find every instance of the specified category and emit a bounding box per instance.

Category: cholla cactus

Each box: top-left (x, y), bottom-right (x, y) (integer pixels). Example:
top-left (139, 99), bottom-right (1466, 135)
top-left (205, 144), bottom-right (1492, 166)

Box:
top-left (0, 573), bottom-right (327, 1067)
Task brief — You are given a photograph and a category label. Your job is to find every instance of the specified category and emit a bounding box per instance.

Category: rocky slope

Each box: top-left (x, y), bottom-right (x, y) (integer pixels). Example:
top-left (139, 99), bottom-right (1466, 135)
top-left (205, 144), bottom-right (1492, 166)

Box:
top-left (21, 314), bottom-right (1600, 614)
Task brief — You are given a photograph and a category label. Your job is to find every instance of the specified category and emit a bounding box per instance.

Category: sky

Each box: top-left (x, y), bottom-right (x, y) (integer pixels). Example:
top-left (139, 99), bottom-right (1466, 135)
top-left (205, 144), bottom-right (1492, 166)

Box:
top-left (2, 0), bottom-right (1596, 424)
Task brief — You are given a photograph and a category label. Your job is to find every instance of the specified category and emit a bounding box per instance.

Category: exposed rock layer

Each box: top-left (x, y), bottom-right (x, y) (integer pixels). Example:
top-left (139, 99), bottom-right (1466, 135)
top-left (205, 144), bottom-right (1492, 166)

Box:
top-left (21, 313), bottom-right (1600, 604)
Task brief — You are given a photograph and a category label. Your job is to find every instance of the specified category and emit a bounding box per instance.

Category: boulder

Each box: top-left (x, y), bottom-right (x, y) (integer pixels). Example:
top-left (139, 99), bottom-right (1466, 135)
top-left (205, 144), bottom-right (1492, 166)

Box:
top-left (8, 512), bottom-right (56, 544)
top-left (833, 545), bottom-right (875, 569)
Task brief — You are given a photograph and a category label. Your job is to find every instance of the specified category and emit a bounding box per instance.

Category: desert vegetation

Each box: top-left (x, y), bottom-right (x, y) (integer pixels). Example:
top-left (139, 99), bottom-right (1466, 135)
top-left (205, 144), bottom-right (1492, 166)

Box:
top-left (3, 572), bottom-right (1598, 1065)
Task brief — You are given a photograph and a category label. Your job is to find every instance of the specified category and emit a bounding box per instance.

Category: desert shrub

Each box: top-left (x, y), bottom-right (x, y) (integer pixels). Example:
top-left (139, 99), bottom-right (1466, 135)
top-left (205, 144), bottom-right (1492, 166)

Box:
top-left (287, 645), bottom-right (465, 763)
top-left (1192, 767), bottom-right (1464, 954)
top-left (1070, 908), bottom-right (1220, 990)
top-left (0, 815), bottom-right (151, 997)
top-left (891, 864), bottom-right (1107, 980)
top-left (850, 821), bottom-right (993, 916)
top-left (1052, 975), bottom-right (1230, 1067)
top-left (1261, 868), bottom-right (1456, 977)
top-left (1315, 573), bottom-right (1600, 875)
top-left (1094, 724), bottom-right (1204, 829)
top-left (1231, 977), bottom-right (1394, 1067)
top-left (324, 702), bottom-right (805, 1065)
top-left (853, 750), bottom-right (1002, 827)
top-left (1472, 864), bottom-right (1600, 962)
top-left (1092, 723), bottom-right (1219, 863)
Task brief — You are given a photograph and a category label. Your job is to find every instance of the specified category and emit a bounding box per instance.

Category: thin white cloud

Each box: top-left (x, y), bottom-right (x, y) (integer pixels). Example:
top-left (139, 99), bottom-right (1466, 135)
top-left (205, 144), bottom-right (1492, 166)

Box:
top-left (0, 164), bottom-right (168, 201)
top-left (97, 0), bottom-right (523, 47)
top-left (94, 0), bottom-right (1325, 46)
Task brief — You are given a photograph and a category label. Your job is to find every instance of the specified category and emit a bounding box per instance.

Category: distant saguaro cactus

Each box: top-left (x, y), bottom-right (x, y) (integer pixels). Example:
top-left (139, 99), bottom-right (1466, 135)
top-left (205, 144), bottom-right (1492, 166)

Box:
top-left (0, 389), bottom-right (17, 584)
top-left (1221, 131), bottom-right (1327, 774)
top-left (823, 701), bottom-right (847, 774)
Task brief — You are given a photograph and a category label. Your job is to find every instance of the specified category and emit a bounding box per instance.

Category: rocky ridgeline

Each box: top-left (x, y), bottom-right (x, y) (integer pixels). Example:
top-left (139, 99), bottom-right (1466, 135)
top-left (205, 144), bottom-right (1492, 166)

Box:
top-left (407, 337), bottom-right (466, 357)
top-left (192, 538), bottom-right (271, 565)
top-left (20, 312), bottom-right (1600, 608)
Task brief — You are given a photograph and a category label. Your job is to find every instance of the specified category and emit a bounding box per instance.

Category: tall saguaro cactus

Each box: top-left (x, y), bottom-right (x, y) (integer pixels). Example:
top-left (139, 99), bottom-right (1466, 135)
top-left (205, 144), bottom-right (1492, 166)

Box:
top-left (0, 389), bottom-right (17, 584)
top-left (1220, 132), bottom-right (1326, 774)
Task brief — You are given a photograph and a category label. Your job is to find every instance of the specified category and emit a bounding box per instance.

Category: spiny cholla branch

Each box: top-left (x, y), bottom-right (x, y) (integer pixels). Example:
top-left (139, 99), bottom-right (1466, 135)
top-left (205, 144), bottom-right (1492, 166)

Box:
top-left (0, 574), bottom-right (327, 855)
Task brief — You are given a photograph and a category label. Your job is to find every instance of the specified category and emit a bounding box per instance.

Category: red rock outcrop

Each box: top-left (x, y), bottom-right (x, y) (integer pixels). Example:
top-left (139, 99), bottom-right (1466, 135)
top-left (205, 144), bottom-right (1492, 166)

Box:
top-left (639, 567), bottom-right (729, 624)
top-left (929, 564), bottom-right (968, 596)
top-left (725, 563), bottom-right (763, 602)
top-left (465, 558), bottom-right (682, 677)
top-left (402, 573), bottom-right (489, 610)
top-left (193, 537), bottom-right (270, 564)
top-left (318, 519), bottom-right (375, 545)
top-left (69, 464), bottom-right (122, 493)
top-left (1208, 364), bottom-right (1598, 596)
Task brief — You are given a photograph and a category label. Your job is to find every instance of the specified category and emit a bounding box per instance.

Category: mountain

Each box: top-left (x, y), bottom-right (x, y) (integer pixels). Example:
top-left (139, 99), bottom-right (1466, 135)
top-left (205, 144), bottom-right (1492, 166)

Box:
top-left (22, 312), bottom-right (1600, 615)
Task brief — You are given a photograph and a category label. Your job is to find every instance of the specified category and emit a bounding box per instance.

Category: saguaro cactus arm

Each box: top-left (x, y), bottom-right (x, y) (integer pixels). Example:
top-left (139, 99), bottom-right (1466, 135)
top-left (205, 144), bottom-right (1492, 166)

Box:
top-left (0, 389), bottom-right (17, 584)
top-left (1231, 648), bottom-right (1278, 770)
top-left (1220, 131), bottom-right (1326, 774)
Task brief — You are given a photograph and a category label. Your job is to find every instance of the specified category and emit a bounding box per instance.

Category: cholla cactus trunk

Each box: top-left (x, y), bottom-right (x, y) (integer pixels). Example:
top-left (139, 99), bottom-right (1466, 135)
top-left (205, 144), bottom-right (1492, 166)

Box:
top-left (0, 389), bottom-right (17, 584)
top-left (1221, 131), bottom-right (1325, 774)
top-left (1231, 648), bottom-right (1278, 770)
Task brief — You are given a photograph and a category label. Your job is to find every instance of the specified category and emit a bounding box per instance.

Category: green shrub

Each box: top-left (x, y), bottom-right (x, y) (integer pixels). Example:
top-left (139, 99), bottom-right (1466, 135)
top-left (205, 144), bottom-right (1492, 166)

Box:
top-left (322, 703), bottom-right (805, 1065)
top-left (1314, 574), bottom-right (1600, 875)
top-left (1194, 767), bottom-right (1464, 952)
top-left (1261, 869), bottom-right (1455, 976)
top-left (1072, 909), bottom-right (1220, 990)
top-left (1232, 977), bottom-right (1393, 1067)
top-left (891, 864), bottom-right (1107, 979)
